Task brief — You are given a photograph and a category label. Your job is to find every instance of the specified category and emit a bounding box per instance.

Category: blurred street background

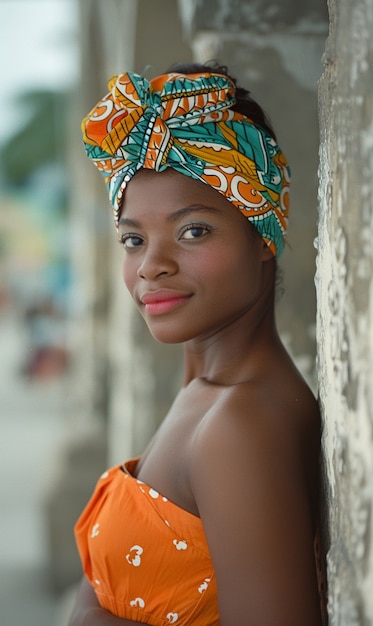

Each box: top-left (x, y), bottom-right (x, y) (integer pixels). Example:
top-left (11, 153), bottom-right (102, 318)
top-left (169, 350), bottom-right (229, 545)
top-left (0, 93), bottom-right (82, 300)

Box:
top-left (1, 2), bottom-right (77, 623)
top-left (0, 310), bottom-right (69, 625)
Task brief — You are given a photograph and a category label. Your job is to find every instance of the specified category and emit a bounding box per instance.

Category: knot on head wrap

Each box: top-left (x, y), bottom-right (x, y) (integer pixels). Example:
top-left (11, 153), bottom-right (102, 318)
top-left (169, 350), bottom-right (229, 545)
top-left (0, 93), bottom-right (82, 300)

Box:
top-left (82, 71), bottom-right (290, 256)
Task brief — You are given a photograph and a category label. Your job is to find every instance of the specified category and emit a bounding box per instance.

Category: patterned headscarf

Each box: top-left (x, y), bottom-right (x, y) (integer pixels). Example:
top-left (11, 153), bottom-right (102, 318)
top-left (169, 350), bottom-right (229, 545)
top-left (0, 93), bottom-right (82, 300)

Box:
top-left (82, 71), bottom-right (290, 256)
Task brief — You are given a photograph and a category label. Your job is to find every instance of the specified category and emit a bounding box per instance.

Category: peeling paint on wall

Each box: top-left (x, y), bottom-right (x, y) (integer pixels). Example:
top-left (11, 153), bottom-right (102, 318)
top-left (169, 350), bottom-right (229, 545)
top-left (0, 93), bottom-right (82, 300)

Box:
top-left (317, 0), bottom-right (373, 622)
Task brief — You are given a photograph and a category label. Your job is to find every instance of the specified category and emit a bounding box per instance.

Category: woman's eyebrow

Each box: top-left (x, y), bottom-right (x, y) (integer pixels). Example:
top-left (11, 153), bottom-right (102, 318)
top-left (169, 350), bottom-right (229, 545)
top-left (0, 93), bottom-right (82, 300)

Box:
top-left (167, 205), bottom-right (221, 223)
top-left (118, 216), bottom-right (140, 228)
top-left (118, 205), bottom-right (221, 228)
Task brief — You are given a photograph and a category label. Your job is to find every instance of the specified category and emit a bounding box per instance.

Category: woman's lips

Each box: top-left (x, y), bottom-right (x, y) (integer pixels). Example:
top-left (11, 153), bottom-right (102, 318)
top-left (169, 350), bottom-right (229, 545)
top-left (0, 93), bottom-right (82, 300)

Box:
top-left (140, 291), bottom-right (192, 315)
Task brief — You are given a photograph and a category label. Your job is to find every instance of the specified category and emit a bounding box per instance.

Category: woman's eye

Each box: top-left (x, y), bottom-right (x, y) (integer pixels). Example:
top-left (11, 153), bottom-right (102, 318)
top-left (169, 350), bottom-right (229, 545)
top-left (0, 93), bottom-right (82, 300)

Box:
top-left (180, 224), bottom-right (209, 240)
top-left (119, 234), bottom-right (144, 249)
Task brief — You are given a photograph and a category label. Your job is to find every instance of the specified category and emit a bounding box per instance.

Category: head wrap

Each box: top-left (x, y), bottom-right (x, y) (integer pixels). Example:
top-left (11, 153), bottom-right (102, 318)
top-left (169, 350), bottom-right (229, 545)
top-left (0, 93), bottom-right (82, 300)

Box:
top-left (82, 71), bottom-right (290, 256)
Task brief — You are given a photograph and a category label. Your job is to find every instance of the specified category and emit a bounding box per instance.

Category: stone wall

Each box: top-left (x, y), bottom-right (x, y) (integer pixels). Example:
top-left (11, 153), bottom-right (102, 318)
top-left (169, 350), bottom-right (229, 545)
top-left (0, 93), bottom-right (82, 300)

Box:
top-left (317, 0), bottom-right (373, 623)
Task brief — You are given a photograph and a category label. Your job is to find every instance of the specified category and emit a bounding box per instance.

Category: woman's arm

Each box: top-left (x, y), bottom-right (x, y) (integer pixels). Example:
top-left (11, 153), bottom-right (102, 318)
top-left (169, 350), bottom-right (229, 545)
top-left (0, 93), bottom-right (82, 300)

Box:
top-left (68, 577), bottom-right (152, 626)
top-left (190, 391), bottom-right (323, 626)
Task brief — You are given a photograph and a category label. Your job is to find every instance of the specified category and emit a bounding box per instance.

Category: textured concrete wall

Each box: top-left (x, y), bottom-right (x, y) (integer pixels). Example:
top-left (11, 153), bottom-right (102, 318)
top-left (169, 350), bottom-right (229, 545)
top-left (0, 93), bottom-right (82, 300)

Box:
top-left (317, 0), bottom-right (373, 623)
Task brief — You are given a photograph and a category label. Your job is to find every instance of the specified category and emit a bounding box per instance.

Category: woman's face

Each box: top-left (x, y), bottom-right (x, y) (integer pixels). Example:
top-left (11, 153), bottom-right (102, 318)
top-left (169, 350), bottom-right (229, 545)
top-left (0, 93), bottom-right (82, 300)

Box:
top-left (118, 169), bottom-right (271, 344)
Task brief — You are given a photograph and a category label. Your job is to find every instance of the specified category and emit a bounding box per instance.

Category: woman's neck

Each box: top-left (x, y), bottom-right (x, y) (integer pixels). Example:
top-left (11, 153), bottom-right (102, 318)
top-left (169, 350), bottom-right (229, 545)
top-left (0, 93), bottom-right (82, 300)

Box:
top-left (182, 292), bottom-right (280, 386)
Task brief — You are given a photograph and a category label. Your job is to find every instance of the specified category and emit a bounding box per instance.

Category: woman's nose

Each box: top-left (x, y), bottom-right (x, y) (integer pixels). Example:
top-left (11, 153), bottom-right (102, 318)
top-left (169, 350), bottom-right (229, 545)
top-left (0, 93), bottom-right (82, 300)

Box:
top-left (137, 242), bottom-right (178, 280)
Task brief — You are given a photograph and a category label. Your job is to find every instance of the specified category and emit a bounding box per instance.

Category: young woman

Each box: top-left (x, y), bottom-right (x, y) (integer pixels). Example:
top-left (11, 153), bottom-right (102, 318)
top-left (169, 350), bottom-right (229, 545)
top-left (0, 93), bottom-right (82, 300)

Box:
top-left (69, 63), bottom-right (327, 626)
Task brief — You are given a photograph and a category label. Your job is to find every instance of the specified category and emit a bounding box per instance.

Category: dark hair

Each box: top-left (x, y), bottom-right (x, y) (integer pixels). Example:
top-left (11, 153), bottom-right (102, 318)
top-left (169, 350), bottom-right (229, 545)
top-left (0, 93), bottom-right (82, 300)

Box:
top-left (166, 61), bottom-right (277, 141)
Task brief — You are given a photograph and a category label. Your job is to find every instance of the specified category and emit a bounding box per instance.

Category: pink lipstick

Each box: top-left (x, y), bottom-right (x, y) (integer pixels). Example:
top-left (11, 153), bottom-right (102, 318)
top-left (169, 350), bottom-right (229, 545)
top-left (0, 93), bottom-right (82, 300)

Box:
top-left (141, 291), bottom-right (191, 315)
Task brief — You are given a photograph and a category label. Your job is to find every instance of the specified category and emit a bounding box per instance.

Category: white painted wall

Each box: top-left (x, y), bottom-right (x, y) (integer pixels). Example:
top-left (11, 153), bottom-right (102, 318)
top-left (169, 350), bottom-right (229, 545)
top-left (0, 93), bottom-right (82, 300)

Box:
top-left (317, 0), bottom-right (373, 622)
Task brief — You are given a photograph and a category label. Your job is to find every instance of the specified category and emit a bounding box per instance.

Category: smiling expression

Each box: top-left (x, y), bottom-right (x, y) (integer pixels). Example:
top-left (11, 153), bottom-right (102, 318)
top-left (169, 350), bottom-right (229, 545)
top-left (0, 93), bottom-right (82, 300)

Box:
top-left (118, 169), bottom-right (271, 344)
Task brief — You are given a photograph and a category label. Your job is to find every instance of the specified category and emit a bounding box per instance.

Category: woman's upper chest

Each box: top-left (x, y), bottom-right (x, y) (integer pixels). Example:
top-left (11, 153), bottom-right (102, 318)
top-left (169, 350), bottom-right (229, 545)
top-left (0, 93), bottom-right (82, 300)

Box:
top-left (134, 379), bottom-right (231, 517)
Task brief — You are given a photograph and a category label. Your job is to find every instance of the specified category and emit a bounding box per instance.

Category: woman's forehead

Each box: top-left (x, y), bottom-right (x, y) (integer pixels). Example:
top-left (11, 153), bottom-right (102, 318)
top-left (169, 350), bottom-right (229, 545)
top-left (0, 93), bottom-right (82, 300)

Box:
top-left (121, 168), bottom-right (232, 212)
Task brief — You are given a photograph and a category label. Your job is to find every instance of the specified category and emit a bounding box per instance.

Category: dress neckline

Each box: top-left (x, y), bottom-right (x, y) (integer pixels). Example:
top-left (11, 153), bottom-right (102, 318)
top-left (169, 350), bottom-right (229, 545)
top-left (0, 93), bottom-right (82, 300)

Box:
top-left (120, 457), bottom-right (201, 521)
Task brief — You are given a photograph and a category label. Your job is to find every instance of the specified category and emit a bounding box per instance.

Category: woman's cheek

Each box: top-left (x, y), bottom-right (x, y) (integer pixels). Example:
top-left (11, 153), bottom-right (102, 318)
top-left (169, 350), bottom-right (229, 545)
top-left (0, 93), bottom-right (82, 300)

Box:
top-left (122, 258), bottom-right (136, 295)
top-left (200, 249), bottom-right (233, 280)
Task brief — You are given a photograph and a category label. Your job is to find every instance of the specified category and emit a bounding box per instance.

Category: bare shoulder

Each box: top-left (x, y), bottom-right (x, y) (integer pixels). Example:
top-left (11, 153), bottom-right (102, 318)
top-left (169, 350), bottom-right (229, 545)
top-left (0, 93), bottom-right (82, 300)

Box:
top-left (191, 367), bottom-right (321, 492)
top-left (189, 372), bottom-right (323, 626)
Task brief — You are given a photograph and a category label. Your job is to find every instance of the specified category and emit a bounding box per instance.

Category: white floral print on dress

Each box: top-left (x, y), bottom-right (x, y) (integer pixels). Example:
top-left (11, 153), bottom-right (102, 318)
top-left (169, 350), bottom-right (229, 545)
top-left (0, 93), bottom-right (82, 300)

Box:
top-left (130, 597), bottom-right (145, 608)
top-left (126, 544), bottom-right (143, 567)
top-left (90, 523), bottom-right (100, 538)
top-left (198, 577), bottom-right (211, 593)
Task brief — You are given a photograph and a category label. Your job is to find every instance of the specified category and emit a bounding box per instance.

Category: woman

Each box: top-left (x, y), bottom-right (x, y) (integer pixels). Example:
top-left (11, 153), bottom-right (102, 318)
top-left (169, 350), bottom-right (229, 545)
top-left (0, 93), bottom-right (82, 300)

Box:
top-left (69, 63), bottom-right (327, 625)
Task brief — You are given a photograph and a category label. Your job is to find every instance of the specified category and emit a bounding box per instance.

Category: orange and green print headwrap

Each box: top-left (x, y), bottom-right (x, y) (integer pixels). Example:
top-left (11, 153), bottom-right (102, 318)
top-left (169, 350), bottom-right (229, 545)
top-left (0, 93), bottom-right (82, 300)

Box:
top-left (82, 71), bottom-right (290, 256)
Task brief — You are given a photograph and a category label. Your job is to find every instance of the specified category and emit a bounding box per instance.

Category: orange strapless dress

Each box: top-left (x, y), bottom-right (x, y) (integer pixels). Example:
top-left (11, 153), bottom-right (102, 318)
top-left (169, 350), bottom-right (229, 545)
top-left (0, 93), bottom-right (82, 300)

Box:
top-left (74, 458), bottom-right (220, 625)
